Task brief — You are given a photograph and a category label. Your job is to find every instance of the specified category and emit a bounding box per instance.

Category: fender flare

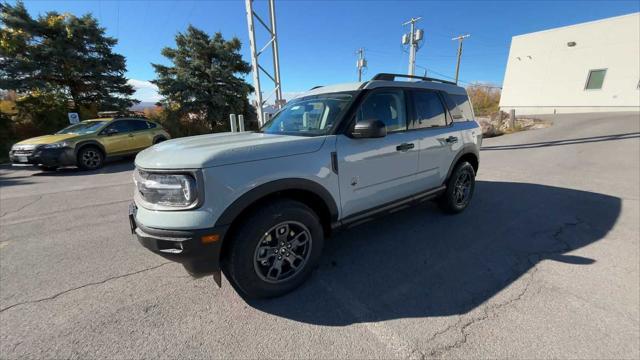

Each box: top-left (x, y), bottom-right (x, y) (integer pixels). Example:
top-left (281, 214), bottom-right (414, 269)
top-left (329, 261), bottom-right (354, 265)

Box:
top-left (214, 178), bottom-right (339, 227)
top-left (444, 144), bottom-right (480, 182)
top-left (152, 135), bottom-right (168, 144)
top-left (75, 140), bottom-right (106, 158)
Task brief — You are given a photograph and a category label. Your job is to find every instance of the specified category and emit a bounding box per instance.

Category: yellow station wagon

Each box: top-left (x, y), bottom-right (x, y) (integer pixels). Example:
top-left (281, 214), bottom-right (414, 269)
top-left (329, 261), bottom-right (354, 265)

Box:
top-left (9, 115), bottom-right (170, 170)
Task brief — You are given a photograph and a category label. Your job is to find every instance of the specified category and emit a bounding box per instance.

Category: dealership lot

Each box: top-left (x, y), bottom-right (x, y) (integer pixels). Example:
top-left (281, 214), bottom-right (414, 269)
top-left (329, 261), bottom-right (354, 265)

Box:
top-left (1, 113), bottom-right (638, 358)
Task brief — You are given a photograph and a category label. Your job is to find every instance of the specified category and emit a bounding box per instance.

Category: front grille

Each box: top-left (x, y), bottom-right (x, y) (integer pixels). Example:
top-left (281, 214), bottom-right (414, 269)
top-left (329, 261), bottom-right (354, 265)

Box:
top-left (12, 149), bottom-right (33, 156)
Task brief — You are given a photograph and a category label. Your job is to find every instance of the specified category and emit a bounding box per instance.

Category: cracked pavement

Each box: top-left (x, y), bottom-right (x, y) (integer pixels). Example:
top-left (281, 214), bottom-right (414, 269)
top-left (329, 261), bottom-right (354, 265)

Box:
top-left (1, 112), bottom-right (639, 358)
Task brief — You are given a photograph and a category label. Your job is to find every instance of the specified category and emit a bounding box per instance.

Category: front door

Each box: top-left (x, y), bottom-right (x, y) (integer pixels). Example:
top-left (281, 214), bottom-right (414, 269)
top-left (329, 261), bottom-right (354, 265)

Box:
top-left (337, 88), bottom-right (422, 218)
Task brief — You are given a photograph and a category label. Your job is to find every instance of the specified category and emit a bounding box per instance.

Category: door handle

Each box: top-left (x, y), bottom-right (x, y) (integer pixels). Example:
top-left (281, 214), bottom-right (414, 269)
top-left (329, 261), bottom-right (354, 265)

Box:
top-left (445, 136), bottom-right (458, 143)
top-left (396, 143), bottom-right (415, 152)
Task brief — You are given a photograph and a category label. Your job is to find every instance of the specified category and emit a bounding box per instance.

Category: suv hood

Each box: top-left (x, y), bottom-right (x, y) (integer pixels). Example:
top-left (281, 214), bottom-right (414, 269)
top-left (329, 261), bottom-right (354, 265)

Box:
top-left (135, 132), bottom-right (327, 169)
top-left (16, 133), bottom-right (79, 145)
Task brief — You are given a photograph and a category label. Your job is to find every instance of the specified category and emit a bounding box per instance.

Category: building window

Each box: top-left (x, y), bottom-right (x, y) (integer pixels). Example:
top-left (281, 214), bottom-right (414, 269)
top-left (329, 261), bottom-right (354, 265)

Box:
top-left (585, 69), bottom-right (606, 90)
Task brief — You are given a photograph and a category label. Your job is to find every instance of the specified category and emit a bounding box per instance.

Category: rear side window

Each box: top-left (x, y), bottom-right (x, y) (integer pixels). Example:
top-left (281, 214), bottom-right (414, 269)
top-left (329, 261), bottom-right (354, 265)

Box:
top-left (146, 121), bottom-right (157, 129)
top-left (127, 120), bottom-right (151, 131)
top-left (445, 93), bottom-right (473, 121)
top-left (106, 120), bottom-right (134, 133)
top-left (411, 90), bottom-right (447, 128)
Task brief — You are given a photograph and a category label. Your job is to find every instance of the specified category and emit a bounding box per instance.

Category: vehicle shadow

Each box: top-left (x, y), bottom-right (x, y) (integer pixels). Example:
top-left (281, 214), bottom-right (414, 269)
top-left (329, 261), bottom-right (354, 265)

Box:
top-left (31, 157), bottom-right (135, 177)
top-left (481, 132), bottom-right (640, 151)
top-left (247, 181), bottom-right (621, 326)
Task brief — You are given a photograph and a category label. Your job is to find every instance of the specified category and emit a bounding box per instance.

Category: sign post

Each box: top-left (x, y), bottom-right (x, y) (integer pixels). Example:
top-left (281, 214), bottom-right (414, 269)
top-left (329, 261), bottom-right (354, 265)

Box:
top-left (68, 112), bottom-right (80, 124)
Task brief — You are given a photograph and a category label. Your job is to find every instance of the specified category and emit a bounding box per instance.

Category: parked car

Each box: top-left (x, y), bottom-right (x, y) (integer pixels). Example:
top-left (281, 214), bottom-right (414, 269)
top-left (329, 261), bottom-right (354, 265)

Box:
top-left (9, 115), bottom-right (170, 170)
top-left (129, 73), bottom-right (482, 298)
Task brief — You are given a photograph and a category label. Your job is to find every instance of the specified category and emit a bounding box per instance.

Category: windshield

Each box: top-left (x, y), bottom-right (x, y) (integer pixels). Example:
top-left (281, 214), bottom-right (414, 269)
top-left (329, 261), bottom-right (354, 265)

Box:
top-left (261, 92), bottom-right (354, 136)
top-left (56, 121), bottom-right (107, 135)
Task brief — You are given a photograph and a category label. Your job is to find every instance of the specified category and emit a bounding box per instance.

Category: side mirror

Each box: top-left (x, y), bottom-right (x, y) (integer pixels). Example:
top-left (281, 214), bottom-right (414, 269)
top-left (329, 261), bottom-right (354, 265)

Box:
top-left (104, 128), bottom-right (118, 136)
top-left (352, 119), bottom-right (387, 138)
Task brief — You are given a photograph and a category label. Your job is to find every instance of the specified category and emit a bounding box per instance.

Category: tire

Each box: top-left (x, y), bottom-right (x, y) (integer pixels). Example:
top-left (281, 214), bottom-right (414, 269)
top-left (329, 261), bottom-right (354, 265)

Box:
top-left (224, 199), bottom-right (324, 299)
top-left (153, 137), bottom-right (167, 145)
top-left (77, 146), bottom-right (104, 170)
top-left (38, 165), bottom-right (58, 172)
top-left (438, 161), bottom-right (476, 214)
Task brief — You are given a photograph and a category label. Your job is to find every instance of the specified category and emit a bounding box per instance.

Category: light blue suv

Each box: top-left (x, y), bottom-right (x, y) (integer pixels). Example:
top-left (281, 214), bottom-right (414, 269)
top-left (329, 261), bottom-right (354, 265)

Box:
top-left (129, 73), bottom-right (482, 298)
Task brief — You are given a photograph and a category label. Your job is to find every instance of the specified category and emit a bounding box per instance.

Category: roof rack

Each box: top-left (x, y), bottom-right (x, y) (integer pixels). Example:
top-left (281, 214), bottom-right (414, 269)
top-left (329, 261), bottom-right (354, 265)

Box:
top-left (371, 73), bottom-right (457, 86)
top-left (309, 85), bottom-right (323, 90)
top-left (97, 111), bottom-right (147, 119)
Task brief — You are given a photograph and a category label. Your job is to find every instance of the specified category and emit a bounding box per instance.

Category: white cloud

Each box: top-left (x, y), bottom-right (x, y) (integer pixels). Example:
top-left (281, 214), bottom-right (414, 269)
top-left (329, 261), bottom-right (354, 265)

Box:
top-left (127, 79), bottom-right (162, 103)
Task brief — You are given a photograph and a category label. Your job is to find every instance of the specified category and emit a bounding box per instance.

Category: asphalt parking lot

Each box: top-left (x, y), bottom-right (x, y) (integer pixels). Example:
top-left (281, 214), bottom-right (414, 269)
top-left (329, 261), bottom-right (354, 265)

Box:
top-left (1, 112), bottom-right (639, 359)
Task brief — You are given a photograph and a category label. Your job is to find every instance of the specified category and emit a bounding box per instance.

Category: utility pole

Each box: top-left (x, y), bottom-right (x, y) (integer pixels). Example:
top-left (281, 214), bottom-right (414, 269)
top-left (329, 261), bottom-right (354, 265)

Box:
top-left (245, 0), bottom-right (283, 126)
top-left (452, 34), bottom-right (470, 84)
top-left (402, 17), bottom-right (423, 76)
top-left (356, 48), bottom-right (367, 82)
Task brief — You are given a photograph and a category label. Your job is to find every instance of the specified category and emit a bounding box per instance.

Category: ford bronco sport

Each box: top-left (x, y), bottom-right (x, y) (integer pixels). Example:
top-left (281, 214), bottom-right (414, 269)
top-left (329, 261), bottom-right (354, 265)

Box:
top-left (129, 73), bottom-right (481, 298)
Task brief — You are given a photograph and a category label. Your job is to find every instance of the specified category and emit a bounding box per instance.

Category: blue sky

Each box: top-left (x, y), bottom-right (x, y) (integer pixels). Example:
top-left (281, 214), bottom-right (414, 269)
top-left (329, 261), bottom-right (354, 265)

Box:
top-left (16, 0), bottom-right (640, 102)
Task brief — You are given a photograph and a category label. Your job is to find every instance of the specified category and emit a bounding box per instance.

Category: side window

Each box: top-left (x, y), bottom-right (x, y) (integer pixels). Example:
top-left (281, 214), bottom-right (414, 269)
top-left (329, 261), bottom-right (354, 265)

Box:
top-left (450, 94), bottom-right (474, 120)
top-left (146, 121), bottom-right (157, 129)
top-left (411, 90), bottom-right (447, 128)
top-left (442, 93), bottom-right (463, 120)
top-left (105, 120), bottom-right (133, 134)
top-left (356, 89), bottom-right (406, 132)
top-left (127, 120), bottom-right (151, 131)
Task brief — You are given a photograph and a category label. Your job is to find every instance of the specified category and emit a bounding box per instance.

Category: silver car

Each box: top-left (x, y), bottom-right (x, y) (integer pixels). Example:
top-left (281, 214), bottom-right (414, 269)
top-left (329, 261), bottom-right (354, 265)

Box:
top-left (129, 73), bottom-right (482, 298)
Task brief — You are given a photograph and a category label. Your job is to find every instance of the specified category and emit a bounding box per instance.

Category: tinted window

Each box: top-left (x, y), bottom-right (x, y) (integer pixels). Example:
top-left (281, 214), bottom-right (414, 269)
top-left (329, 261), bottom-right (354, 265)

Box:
top-left (411, 91), bottom-right (447, 128)
top-left (146, 121), bottom-right (157, 129)
top-left (442, 93), bottom-right (463, 120)
top-left (356, 89), bottom-right (406, 132)
top-left (128, 120), bottom-right (150, 131)
top-left (106, 121), bottom-right (134, 133)
top-left (448, 94), bottom-right (473, 121)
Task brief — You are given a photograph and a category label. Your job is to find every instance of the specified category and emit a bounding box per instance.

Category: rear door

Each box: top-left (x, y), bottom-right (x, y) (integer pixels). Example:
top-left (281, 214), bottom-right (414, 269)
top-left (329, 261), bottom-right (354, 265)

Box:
top-left (337, 88), bottom-right (423, 217)
top-left (126, 119), bottom-right (155, 150)
top-left (409, 89), bottom-right (464, 189)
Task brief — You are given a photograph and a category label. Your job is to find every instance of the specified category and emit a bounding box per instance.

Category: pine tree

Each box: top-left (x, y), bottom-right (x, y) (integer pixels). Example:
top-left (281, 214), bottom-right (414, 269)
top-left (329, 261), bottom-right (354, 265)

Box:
top-left (0, 1), bottom-right (136, 112)
top-left (152, 26), bottom-right (255, 131)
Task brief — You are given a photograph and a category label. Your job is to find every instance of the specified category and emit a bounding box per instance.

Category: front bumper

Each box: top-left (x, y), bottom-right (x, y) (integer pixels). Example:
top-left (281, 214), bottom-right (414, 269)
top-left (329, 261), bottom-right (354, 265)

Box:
top-left (129, 203), bottom-right (228, 282)
top-left (9, 147), bottom-right (75, 167)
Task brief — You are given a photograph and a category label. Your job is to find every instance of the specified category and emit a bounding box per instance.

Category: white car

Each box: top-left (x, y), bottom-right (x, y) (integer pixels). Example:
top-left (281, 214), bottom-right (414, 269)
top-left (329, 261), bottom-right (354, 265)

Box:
top-left (129, 73), bottom-right (482, 298)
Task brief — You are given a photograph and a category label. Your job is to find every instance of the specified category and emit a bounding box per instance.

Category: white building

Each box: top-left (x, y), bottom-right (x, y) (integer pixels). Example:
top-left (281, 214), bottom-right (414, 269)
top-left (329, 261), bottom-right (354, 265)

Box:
top-left (500, 13), bottom-right (640, 115)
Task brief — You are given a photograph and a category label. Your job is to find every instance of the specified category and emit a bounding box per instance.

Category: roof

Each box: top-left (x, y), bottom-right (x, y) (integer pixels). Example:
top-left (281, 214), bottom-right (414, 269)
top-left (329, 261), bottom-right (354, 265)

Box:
top-left (512, 12), bottom-right (639, 39)
top-left (303, 78), bottom-right (467, 98)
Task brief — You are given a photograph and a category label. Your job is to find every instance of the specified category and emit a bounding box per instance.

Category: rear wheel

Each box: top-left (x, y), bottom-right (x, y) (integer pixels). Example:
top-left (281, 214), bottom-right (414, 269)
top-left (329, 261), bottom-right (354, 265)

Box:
top-left (77, 146), bottom-right (104, 170)
top-left (438, 161), bottom-right (476, 214)
top-left (224, 199), bottom-right (324, 299)
top-left (153, 137), bottom-right (167, 145)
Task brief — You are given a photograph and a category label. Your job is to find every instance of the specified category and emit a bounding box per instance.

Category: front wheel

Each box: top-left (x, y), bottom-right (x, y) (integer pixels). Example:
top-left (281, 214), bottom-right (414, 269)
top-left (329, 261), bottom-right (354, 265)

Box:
top-left (438, 161), bottom-right (476, 214)
top-left (77, 146), bottom-right (104, 170)
top-left (224, 199), bottom-right (324, 299)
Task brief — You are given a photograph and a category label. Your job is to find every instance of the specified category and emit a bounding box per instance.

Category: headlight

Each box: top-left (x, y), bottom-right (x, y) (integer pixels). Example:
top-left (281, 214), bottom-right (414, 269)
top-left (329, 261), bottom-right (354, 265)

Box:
top-left (42, 142), bottom-right (69, 149)
top-left (134, 169), bottom-right (199, 209)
